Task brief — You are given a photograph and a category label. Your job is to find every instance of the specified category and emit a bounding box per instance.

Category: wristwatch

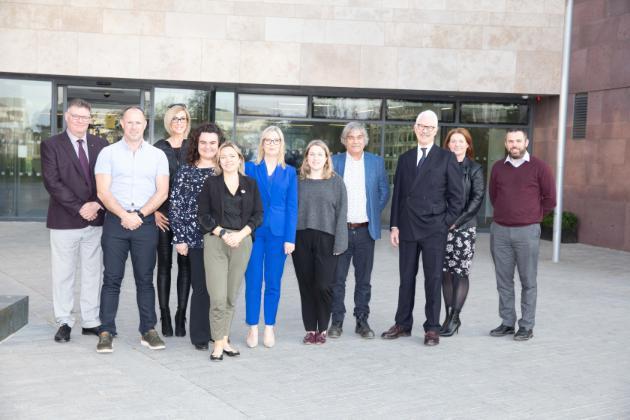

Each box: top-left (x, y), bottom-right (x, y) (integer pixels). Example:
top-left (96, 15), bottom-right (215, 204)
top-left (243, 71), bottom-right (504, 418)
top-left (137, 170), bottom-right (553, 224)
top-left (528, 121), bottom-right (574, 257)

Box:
top-left (219, 228), bottom-right (227, 238)
top-left (136, 211), bottom-right (146, 221)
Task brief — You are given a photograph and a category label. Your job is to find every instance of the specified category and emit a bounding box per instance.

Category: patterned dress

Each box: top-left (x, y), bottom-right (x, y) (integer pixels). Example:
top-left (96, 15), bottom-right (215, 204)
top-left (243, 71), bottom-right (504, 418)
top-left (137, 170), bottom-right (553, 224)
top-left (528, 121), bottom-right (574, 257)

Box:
top-left (169, 164), bottom-right (216, 249)
top-left (443, 227), bottom-right (477, 276)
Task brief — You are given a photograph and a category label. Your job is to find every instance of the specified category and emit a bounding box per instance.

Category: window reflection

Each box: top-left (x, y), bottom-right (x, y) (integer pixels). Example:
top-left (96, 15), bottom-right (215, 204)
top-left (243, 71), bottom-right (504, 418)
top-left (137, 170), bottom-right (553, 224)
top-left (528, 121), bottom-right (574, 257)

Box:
top-left (387, 100), bottom-right (455, 122)
top-left (460, 102), bottom-right (529, 124)
top-left (238, 94), bottom-right (307, 118)
top-left (0, 78), bottom-right (51, 217)
top-left (215, 91), bottom-right (235, 141)
top-left (312, 97), bottom-right (382, 120)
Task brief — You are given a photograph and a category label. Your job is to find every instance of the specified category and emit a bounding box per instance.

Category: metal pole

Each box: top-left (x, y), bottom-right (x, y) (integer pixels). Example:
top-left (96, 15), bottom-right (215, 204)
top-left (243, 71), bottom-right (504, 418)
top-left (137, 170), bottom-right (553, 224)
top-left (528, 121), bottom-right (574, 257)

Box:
top-left (553, 0), bottom-right (574, 263)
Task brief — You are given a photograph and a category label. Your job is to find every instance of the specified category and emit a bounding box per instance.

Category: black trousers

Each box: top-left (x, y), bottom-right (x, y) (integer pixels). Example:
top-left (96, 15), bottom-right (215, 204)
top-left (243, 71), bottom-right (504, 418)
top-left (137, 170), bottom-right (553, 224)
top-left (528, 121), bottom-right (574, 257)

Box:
top-left (331, 226), bottom-right (375, 323)
top-left (100, 213), bottom-right (158, 335)
top-left (395, 230), bottom-right (447, 332)
top-left (292, 229), bottom-right (338, 332)
top-left (188, 248), bottom-right (211, 345)
top-left (156, 229), bottom-right (191, 312)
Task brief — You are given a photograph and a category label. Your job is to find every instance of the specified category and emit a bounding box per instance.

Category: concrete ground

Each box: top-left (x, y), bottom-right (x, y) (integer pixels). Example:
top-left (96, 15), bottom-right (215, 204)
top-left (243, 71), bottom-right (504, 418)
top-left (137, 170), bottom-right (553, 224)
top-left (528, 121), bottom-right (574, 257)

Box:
top-left (1, 222), bottom-right (629, 419)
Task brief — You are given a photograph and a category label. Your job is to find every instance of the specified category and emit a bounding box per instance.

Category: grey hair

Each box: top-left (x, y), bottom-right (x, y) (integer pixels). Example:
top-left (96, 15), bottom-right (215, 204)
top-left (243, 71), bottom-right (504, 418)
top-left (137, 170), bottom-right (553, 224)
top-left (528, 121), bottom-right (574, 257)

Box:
top-left (340, 121), bottom-right (369, 146)
top-left (416, 110), bottom-right (439, 125)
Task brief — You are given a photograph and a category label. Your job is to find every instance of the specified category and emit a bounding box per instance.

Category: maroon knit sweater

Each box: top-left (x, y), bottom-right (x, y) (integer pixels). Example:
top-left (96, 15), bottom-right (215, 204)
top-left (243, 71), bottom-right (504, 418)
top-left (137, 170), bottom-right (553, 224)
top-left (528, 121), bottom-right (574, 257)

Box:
top-left (489, 156), bottom-right (556, 227)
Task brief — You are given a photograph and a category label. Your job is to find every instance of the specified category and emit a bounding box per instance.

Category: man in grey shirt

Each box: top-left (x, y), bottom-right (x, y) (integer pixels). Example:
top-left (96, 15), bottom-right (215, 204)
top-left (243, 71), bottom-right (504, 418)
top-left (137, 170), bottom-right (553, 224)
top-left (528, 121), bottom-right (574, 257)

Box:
top-left (94, 106), bottom-right (169, 353)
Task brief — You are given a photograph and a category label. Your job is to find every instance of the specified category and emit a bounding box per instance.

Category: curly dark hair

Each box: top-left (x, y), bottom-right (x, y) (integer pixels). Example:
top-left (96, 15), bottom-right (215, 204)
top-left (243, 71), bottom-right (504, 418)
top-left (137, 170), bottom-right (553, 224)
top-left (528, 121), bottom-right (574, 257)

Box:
top-left (187, 122), bottom-right (226, 165)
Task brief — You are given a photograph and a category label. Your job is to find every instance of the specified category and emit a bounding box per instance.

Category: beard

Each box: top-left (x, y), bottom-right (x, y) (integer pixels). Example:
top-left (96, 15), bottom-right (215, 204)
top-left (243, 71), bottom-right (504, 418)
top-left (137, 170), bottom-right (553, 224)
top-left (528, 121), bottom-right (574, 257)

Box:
top-left (508, 147), bottom-right (526, 159)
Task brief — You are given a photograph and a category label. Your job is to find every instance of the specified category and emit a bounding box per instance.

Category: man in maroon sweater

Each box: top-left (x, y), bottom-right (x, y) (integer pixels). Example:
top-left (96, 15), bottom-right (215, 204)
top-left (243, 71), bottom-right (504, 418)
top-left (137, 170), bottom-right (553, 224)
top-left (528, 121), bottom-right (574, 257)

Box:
top-left (488, 129), bottom-right (556, 341)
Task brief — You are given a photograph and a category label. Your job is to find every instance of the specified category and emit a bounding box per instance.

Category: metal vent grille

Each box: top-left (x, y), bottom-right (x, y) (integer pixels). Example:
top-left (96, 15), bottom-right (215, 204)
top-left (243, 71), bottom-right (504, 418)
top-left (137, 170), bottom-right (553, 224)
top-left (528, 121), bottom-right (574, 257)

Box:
top-left (572, 93), bottom-right (588, 139)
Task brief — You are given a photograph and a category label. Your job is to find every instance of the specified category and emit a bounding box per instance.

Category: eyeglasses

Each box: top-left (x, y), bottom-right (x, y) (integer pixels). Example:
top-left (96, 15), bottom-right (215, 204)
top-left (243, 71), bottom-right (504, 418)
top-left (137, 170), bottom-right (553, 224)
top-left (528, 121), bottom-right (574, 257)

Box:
top-left (69, 113), bottom-right (91, 122)
top-left (171, 117), bottom-right (187, 124)
top-left (167, 103), bottom-right (187, 109)
top-left (263, 138), bottom-right (281, 145)
top-left (415, 124), bottom-right (436, 131)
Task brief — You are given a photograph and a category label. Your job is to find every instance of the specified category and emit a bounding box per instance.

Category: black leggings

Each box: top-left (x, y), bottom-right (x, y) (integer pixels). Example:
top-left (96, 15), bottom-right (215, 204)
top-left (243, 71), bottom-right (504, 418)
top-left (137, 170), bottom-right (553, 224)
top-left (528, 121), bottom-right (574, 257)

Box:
top-left (156, 228), bottom-right (191, 313)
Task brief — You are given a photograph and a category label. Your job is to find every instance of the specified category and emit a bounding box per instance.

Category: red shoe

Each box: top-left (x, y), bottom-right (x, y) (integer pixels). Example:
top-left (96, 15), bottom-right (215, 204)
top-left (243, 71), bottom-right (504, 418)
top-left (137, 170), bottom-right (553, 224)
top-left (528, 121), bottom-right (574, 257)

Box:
top-left (303, 331), bottom-right (317, 345)
top-left (315, 330), bottom-right (327, 345)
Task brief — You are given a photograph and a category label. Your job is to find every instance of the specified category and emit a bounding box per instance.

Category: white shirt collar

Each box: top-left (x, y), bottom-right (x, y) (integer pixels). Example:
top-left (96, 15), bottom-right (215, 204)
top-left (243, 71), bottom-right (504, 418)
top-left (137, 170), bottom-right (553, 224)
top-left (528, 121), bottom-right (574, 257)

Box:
top-left (505, 150), bottom-right (530, 166)
top-left (345, 152), bottom-right (364, 163)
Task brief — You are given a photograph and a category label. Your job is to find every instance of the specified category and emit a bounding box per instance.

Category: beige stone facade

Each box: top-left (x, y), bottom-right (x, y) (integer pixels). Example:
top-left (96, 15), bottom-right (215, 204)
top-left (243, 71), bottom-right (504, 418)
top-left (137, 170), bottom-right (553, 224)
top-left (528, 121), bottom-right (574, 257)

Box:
top-left (0, 0), bottom-right (565, 94)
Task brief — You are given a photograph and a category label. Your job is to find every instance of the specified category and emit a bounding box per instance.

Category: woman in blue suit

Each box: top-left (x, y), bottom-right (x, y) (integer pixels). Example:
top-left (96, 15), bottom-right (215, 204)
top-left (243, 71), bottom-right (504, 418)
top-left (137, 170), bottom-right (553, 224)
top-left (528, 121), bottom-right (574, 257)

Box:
top-left (244, 126), bottom-right (298, 348)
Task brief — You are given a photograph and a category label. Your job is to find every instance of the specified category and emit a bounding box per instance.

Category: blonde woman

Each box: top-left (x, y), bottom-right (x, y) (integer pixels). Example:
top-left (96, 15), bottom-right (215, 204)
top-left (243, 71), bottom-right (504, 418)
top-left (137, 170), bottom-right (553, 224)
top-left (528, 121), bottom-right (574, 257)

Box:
top-left (154, 104), bottom-right (191, 337)
top-left (198, 142), bottom-right (263, 361)
top-left (293, 140), bottom-right (348, 345)
top-left (244, 126), bottom-right (298, 348)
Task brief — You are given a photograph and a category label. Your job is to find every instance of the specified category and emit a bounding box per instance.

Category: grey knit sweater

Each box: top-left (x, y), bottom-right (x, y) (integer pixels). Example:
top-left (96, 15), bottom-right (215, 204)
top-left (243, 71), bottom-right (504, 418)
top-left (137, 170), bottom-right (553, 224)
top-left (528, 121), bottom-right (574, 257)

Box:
top-left (296, 174), bottom-right (348, 254)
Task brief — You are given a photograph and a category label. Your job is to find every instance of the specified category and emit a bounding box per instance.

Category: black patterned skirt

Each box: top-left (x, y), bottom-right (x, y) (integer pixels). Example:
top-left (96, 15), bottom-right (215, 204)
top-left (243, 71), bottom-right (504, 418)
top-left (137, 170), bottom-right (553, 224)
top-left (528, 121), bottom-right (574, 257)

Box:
top-left (443, 227), bottom-right (477, 276)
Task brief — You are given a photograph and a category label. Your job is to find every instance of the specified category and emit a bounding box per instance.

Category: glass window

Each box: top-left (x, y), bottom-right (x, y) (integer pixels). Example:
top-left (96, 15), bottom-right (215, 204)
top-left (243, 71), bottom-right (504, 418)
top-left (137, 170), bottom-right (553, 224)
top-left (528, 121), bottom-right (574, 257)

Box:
top-left (460, 102), bottom-right (529, 124)
top-left (234, 118), bottom-right (381, 169)
top-left (0, 78), bottom-right (52, 218)
top-left (312, 97), bottom-right (382, 120)
top-left (386, 100), bottom-right (455, 122)
top-left (153, 88), bottom-right (210, 141)
top-left (237, 94), bottom-right (307, 118)
top-left (215, 91), bottom-right (235, 141)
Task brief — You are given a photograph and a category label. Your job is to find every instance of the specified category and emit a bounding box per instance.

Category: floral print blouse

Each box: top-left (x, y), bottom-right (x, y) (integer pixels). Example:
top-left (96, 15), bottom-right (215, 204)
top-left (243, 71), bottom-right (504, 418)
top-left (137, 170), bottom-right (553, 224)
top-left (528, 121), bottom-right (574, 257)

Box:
top-left (169, 164), bottom-right (216, 249)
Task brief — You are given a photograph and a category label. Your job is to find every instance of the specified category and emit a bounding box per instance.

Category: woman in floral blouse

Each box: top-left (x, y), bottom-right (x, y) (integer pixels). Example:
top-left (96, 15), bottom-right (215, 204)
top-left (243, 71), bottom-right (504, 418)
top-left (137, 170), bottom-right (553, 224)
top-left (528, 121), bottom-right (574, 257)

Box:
top-left (169, 122), bottom-right (225, 350)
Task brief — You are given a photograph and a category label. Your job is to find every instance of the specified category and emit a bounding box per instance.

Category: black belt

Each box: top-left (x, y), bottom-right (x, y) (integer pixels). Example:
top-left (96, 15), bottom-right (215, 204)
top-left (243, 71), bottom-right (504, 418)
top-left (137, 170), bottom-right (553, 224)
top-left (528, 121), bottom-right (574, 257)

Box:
top-left (348, 222), bottom-right (368, 229)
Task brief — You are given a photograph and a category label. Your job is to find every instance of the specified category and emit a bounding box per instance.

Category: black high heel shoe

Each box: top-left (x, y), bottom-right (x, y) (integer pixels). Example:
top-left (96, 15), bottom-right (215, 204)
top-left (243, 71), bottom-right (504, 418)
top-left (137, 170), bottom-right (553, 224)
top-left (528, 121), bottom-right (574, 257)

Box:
top-left (439, 309), bottom-right (461, 337)
top-left (210, 352), bottom-right (223, 361)
top-left (223, 348), bottom-right (241, 357)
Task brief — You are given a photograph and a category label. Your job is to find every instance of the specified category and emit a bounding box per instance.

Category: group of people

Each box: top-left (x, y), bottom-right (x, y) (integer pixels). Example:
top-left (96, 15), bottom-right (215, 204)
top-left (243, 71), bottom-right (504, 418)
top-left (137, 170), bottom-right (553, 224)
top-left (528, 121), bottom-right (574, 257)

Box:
top-left (41, 99), bottom-right (556, 361)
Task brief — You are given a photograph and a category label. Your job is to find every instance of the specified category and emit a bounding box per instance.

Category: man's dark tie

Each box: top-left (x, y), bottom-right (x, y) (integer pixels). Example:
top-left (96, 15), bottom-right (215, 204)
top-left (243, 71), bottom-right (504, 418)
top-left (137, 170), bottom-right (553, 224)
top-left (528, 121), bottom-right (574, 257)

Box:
top-left (77, 139), bottom-right (91, 183)
top-left (416, 147), bottom-right (427, 174)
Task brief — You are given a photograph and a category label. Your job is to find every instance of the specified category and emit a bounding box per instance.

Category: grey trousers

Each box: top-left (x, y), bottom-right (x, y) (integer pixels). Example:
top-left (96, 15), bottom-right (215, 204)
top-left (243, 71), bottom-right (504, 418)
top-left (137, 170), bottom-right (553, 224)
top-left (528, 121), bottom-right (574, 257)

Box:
top-left (490, 222), bottom-right (540, 330)
top-left (203, 234), bottom-right (252, 340)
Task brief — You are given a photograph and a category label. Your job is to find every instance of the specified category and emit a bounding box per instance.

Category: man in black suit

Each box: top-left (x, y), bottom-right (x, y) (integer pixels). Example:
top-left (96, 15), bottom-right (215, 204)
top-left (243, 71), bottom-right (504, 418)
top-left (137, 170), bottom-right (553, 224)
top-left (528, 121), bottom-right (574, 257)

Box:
top-left (382, 110), bottom-right (464, 346)
top-left (41, 98), bottom-right (109, 342)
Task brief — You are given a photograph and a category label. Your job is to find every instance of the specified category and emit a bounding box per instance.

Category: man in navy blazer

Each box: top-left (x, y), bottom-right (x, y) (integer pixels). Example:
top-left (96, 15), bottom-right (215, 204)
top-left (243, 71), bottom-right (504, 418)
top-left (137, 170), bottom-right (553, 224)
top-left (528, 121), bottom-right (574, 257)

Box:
top-left (41, 98), bottom-right (109, 342)
top-left (329, 122), bottom-right (390, 339)
top-left (382, 110), bottom-right (464, 346)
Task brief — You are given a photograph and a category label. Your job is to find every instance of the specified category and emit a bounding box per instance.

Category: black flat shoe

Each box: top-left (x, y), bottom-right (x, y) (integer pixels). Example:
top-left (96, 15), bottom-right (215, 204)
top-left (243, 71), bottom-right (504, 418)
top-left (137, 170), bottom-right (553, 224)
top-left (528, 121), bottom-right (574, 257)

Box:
top-left (82, 327), bottom-right (100, 336)
top-left (210, 353), bottom-right (223, 361)
top-left (223, 348), bottom-right (240, 357)
top-left (194, 343), bottom-right (209, 351)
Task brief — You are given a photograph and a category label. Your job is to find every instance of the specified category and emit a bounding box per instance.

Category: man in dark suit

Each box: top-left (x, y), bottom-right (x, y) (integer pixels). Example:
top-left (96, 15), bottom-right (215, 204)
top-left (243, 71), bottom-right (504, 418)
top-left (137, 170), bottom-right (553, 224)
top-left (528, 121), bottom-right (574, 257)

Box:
top-left (382, 110), bottom-right (464, 346)
top-left (41, 98), bottom-right (109, 342)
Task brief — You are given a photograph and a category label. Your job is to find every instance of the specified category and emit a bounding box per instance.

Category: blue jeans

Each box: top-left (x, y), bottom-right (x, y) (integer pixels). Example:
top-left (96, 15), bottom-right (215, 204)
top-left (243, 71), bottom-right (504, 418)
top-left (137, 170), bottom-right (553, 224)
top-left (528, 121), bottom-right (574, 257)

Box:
top-left (331, 226), bottom-right (375, 323)
top-left (99, 212), bottom-right (158, 335)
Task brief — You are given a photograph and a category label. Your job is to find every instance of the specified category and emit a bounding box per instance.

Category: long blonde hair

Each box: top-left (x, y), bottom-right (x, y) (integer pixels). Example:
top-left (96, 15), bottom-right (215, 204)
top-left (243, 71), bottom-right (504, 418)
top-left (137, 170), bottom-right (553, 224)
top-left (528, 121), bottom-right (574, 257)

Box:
top-left (215, 142), bottom-right (245, 176)
top-left (255, 125), bottom-right (286, 168)
top-left (300, 140), bottom-right (334, 180)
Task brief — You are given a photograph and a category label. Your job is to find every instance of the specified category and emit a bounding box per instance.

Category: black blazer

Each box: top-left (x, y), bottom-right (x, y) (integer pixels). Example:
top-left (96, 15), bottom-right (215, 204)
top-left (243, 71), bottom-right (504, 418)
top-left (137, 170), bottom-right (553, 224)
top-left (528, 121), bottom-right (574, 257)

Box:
top-left (453, 158), bottom-right (485, 229)
top-left (390, 145), bottom-right (464, 241)
top-left (41, 131), bottom-right (109, 229)
top-left (197, 173), bottom-right (263, 238)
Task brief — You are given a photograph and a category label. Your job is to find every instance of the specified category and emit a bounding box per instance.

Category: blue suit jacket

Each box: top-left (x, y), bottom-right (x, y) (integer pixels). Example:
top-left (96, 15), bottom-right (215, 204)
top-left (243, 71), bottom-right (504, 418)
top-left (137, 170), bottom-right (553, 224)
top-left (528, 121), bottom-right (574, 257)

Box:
top-left (245, 161), bottom-right (298, 244)
top-left (332, 152), bottom-right (390, 240)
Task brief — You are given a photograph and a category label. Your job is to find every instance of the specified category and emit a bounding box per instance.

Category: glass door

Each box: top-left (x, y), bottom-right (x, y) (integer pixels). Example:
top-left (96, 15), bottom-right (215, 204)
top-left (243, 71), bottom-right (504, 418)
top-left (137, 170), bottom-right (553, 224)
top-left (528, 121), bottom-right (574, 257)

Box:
top-left (64, 86), bottom-right (144, 144)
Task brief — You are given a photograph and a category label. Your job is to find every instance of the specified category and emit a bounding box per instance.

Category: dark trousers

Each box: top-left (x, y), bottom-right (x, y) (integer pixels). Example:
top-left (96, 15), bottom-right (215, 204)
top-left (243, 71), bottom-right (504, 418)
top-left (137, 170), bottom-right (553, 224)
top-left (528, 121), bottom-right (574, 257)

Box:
top-left (99, 212), bottom-right (158, 335)
top-left (331, 226), bottom-right (375, 323)
top-left (156, 229), bottom-right (191, 312)
top-left (292, 229), bottom-right (338, 332)
top-left (395, 230), bottom-right (447, 332)
top-left (188, 248), bottom-right (211, 345)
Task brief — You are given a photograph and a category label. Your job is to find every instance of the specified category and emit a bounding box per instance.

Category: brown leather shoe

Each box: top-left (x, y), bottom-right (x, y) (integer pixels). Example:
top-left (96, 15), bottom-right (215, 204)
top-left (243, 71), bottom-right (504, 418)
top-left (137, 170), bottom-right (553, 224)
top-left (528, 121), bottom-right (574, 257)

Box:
top-left (424, 330), bottom-right (439, 346)
top-left (380, 324), bottom-right (411, 339)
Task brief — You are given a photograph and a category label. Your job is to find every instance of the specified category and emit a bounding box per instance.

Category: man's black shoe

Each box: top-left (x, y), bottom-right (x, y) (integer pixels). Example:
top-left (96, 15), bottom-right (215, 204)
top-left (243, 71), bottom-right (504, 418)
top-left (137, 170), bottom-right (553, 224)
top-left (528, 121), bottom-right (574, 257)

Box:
top-left (513, 327), bottom-right (533, 341)
top-left (381, 324), bottom-right (411, 339)
top-left (355, 318), bottom-right (375, 339)
top-left (328, 321), bottom-right (343, 338)
top-left (54, 324), bottom-right (71, 342)
top-left (489, 324), bottom-right (515, 337)
top-left (82, 327), bottom-right (100, 336)
top-left (194, 343), bottom-right (209, 351)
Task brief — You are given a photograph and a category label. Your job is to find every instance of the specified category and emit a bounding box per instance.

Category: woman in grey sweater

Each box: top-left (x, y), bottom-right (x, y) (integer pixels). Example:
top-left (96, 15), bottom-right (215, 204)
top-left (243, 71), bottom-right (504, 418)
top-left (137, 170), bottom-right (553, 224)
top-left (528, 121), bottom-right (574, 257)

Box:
top-left (292, 140), bottom-right (348, 345)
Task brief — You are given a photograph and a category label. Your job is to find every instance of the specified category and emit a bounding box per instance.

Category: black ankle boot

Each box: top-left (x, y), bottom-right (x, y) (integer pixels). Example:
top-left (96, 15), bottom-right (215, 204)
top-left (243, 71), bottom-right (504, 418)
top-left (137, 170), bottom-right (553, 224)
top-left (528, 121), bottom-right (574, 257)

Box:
top-left (175, 309), bottom-right (186, 337)
top-left (440, 309), bottom-right (461, 337)
top-left (161, 309), bottom-right (173, 337)
top-left (440, 306), bottom-right (453, 334)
